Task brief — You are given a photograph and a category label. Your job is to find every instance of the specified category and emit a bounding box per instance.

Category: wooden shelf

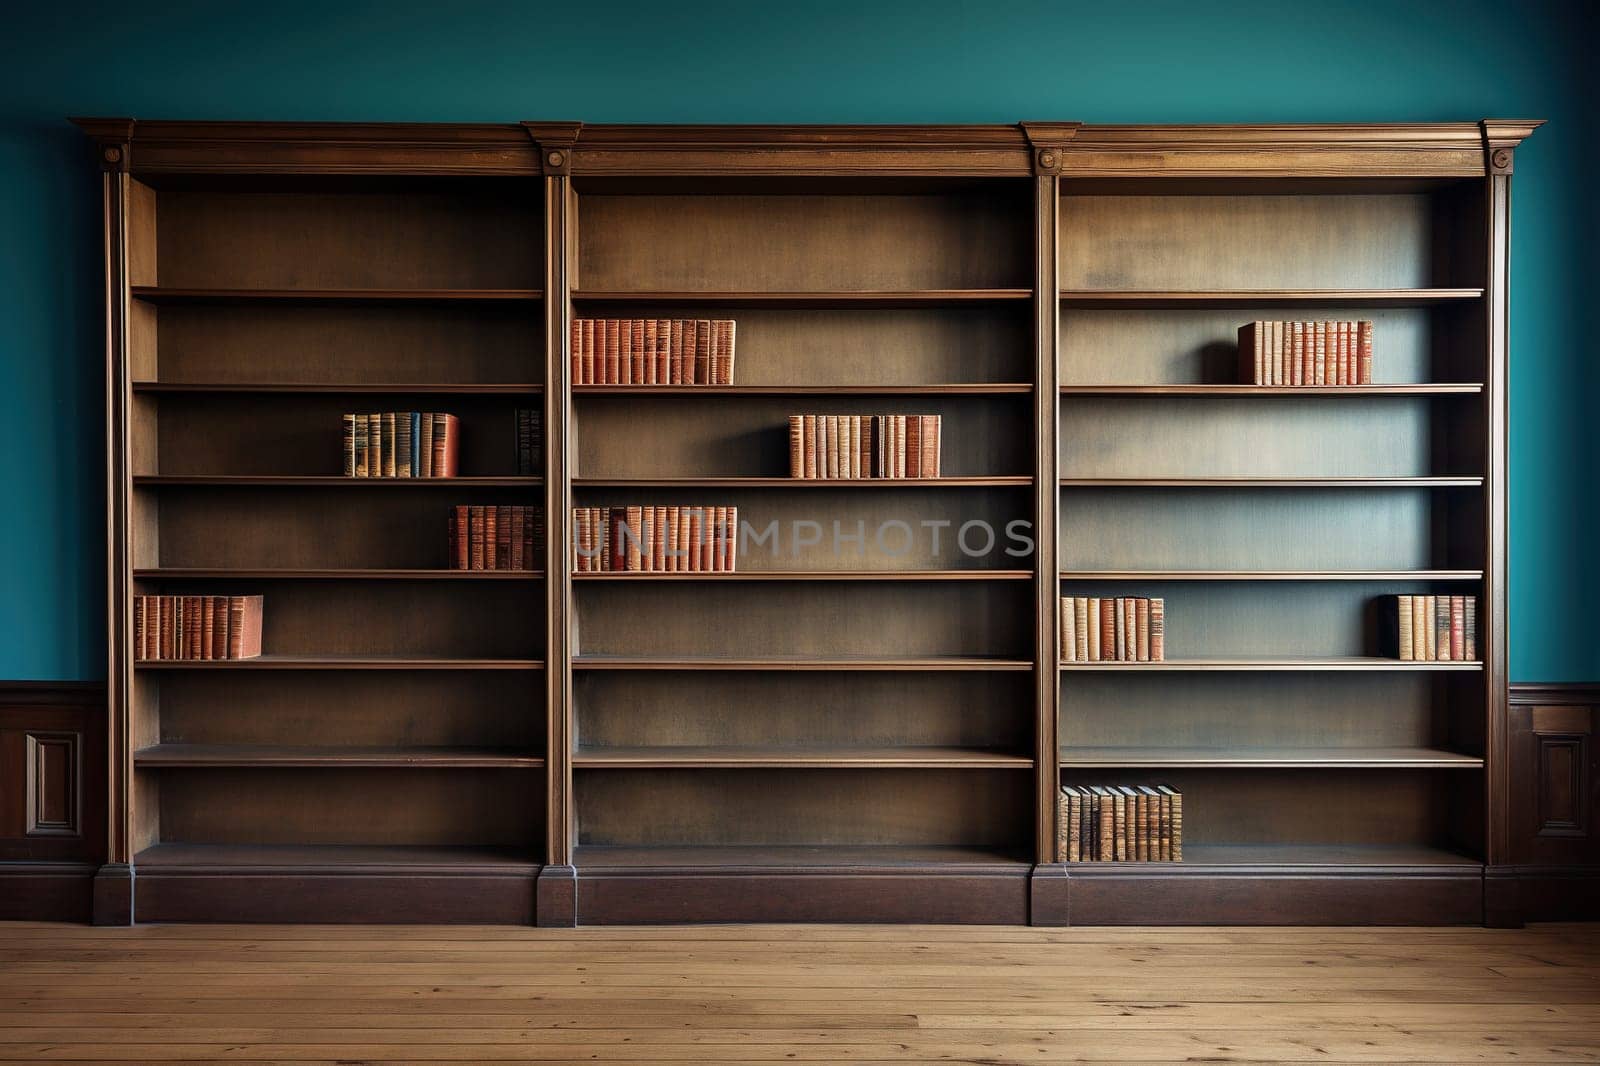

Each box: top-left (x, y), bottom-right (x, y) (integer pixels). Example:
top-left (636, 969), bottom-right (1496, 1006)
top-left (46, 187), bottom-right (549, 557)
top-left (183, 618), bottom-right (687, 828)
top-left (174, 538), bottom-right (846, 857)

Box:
top-left (574, 383), bottom-right (1032, 395)
top-left (132, 382), bottom-right (542, 395)
top-left (1059, 746), bottom-right (1484, 769)
top-left (1059, 476), bottom-right (1483, 488)
top-left (136, 568), bottom-right (542, 580)
top-left (1060, 569), bottom-right (1483, 582)
top-left (574, 746), bottom-right (1033, 769)
top-left (134, 475), bottom-right (541, 488)
top-left (134, 843), bottom-right (541, 872)
top-left (575, 476), bottom-right (1030, 488)
top-left (131, 286), bottom-right (542, 304)
top-left (574, 656), bottom-right (1033, 672)
top-left (574, 844), bottom-right (1031, 870)
top-left (571, 289), bottom-right (1032, 308)
top-left (1059, 288), bottom-right (1484, 309)
top-left (575, 569), bottom-right (1030, 582)
top-left (1060, 657), bottom-right (1483, 672)
top-left (1059, 384), bottom-right (1483, 396)
top-left (135, 656), bottom-right (543, 671)
top-left (1065, 844), bottom-right (1481, 869)
top-left (134, 744), bottom-right (545, 768)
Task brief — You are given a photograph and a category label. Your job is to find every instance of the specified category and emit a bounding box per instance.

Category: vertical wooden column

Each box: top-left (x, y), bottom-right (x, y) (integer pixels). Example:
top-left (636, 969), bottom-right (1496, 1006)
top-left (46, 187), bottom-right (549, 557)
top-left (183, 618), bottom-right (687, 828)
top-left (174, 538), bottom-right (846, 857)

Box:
top-left (81, 121), bottom-right (136, 926)
top-left (526, 123), bottom-right (582, 926)
top-left (1477, 123), bottom-right (1522, 923)
top-left (1021, 124), bottom-right (1077, 923)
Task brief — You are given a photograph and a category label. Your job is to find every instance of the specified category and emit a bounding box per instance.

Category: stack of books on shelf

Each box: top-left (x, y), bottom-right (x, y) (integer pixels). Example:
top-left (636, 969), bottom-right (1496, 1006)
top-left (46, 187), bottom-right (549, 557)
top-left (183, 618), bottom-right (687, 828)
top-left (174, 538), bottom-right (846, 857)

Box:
top-left (570, 318), bottom-right (737, 384)
top-left (134, 595), bottom-right (264, 661)
top-left (1385, 594), bottom-right (1478, 661)
top-left (1059, 785), bottom-right (1182, 862)
top-left (1238, 320), bottom-right (1374, 385)
top-left (515, 408), bottom-right (541, 475)
top-left (572, 506), bottom-right (738, 572)
top-left (448, 506), bottom-right (544, 571)
top-left (342, 412), bottom-right (460, 477)
top-left (1061, 597), bottom-right (1165, 662)
top-left (788, 414), bottom-right (942, 479)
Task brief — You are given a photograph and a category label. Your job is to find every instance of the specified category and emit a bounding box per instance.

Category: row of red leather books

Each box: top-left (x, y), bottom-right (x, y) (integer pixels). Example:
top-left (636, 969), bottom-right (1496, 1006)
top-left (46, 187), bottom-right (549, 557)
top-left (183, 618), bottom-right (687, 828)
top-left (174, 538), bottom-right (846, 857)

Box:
top-left (572, 506), bottom-right (738, 571)
top-left (788, 414), bottom-right (941, 479)
top-left (1386, 594), bottom-right (1478, 662)
top-left (133, 595), bottom-right (263, 660)
top-left (1238, 320), bottom-right (1374, 386)
top-left (1060, 785), bottom-right (1183, 863)
top-left (1061, 597), bottom-right (1165, 662)
top-left (571, 318), bottom-right (736, 385)
top-left (448, 506), bottom-right (543, 571)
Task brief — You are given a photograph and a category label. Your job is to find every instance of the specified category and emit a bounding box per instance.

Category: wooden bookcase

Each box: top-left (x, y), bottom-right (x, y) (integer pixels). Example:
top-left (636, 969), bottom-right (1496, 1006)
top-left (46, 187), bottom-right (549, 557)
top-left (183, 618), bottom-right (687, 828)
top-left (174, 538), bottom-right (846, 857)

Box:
top-left (75, 118), bottom-right (1539, 925)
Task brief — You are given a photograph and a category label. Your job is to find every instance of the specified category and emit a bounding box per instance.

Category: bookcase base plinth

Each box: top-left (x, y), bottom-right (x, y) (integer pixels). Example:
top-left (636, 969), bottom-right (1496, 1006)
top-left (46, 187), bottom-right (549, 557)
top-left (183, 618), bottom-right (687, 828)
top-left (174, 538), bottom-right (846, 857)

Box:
top-left (1058, 864), bottom-right (1484, 925)
top-left (131, 846), bottom-right (540, 923)
top-left (573, 848), bottom-right (1031, 924)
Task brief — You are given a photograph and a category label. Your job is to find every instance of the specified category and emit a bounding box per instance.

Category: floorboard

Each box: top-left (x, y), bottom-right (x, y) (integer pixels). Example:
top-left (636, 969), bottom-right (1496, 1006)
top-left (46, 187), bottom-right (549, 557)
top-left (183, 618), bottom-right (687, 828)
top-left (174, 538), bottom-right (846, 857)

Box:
top-left (0, 923), bottom-right (1596, 1063)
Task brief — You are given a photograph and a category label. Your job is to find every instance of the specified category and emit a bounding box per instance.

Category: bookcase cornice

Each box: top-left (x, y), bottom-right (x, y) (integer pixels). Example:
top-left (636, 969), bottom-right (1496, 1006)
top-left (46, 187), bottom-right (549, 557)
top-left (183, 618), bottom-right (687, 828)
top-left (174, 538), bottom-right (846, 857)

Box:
top-left (569, 124), bottom-right (1039, 177)
top-left (72, 120), bottom-right (1542, 180)
top-left (1061, 121), bottom-right (1535, 179)
top-left (76, 118), bottom-right (558, 176)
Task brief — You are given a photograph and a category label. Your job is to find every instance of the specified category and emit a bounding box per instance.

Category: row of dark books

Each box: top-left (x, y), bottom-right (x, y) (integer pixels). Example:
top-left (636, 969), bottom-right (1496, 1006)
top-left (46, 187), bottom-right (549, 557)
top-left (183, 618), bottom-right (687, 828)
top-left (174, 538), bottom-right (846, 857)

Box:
top-left (1385, 594), bottom-right (1478, 662)
top-left (1061, 597), bottom-right (1166, 662)
top-left (342, 412), bottom-right (460, 478)
top-left (1059, 784), bottom-right (1183, 863)
top-left (448, 506), bottom-right (544, 571)
top-left (515, 408), bottom-right (541, 475)
top-left (787, 414), bottom-right (942, 479)
top-left (572, 506), bottom-right (739, 572)
top-left (1238, 320), bottom-right (1374, 386)
top-left (134, 595), bottom-right (264, 661)
top-left (571, 318), bottom-right (737, 385)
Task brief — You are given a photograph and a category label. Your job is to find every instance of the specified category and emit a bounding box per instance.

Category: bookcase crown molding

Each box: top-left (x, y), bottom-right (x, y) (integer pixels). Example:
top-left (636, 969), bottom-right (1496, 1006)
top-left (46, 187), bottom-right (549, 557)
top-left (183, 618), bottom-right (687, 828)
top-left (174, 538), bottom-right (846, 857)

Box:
top-left (71, 118), bottom-right (1542, 177)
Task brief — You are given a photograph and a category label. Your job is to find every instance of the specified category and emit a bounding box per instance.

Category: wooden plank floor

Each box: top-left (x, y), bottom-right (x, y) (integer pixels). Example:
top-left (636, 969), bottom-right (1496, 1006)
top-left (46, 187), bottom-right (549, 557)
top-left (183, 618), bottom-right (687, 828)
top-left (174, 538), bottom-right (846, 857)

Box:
top-left (1, 922), bottom-right (1598, 1063)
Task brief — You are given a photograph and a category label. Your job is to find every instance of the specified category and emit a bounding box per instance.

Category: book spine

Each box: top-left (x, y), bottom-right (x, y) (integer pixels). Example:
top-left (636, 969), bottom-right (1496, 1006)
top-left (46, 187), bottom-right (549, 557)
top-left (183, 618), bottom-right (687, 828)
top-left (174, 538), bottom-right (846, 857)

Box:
top-left (1359, 320), bottom-right (1374, 384)
top-left (1061, 597), bottom-right (1075, 662)
top-left (1149, 598), bottom-right (1164, 662)
top-left (1074, 598), bottom-right (1089, 662)
top-left (789, 416), bottom-right (804, 478)
top-left (1450, 594), bottom-right (1465, 661)
top-left (1086, 597), bottom-right (1101, 661)
top-left (1397, 594), bottom-right (1414, 660)
top-left (1100, 598), bottom-right (1116, 662)
top-left (1465, 596), bottom-right (1477, 660)
top-left (1136, 597), bottom-right (1150, 662)
top-left (1435, 594), bottom-right (1451, 662)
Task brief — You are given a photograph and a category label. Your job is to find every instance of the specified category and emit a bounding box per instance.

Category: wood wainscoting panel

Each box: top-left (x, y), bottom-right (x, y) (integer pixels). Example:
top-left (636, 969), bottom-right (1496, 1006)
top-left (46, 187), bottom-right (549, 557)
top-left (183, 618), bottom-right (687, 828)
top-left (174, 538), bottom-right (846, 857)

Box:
top-left (0, 683), bottom-right (106, 920)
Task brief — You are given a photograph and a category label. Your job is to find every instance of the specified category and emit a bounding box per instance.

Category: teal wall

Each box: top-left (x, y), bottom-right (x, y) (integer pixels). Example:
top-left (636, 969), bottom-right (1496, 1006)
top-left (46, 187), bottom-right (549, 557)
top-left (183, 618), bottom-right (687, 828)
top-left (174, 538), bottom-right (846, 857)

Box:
top-left (1, 0), bottom-right (1594, 680)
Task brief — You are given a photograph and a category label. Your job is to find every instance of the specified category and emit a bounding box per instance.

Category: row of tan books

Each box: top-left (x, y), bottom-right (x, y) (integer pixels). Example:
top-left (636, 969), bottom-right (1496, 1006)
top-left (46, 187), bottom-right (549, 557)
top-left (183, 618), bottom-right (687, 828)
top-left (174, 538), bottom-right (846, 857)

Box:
top-left (1060, 785), bottom-right (1182, 862)
top-left (1238, 320), bottom-right (1374, 385)
top-left (1385, 594), bottom-right (1478, 662)
top-left (1061, 597), bottom-right (1165, 662)
top-left (448, 506), bottom-right (543, 571)
top-left (787, 414), bottom-right (942, 479)
top-left (134, 595), bottom-right (263, 661)
top-left (571, 318), bottom-right (737, 385)
top-left (342, 413), bottom-right (460, 478)
top-left (572, 506), bottom-right (739, 572)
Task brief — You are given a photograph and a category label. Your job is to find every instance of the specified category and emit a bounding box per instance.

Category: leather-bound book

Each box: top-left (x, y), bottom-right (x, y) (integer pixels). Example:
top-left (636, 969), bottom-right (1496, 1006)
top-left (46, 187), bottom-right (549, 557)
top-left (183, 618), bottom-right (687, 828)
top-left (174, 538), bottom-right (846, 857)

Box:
top-left (1149, 598), bottom-right (1165, 662)
top-left (226, 595), bottom-right (264, 659)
